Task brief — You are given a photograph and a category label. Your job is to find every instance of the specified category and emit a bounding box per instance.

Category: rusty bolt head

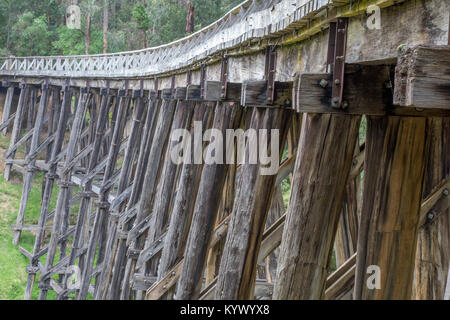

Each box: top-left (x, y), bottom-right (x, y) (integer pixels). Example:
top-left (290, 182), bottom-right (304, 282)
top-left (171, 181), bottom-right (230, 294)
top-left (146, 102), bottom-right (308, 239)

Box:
top-left (331, 97), bottom-right (340, 108)
top-left (319, 79), bottom-right (328, 88)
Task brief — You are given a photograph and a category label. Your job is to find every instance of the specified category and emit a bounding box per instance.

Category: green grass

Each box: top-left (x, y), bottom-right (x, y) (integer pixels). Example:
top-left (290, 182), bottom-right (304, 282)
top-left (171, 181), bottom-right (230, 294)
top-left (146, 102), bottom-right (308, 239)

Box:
top-left (0, 171), bottom-right (61, 300)
top-left (0, 132), bottom-right (59, 299)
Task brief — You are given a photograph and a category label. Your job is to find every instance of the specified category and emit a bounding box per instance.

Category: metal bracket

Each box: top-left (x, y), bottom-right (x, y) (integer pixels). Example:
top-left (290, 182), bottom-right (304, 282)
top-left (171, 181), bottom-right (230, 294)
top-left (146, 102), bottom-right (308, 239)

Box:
top-left (154, 77), bottom-right (159, 92)
top-left (220, 56), bottom-right (229, 100)
top-left (265, 46), bottom-right (277, 105)
top-left (327, 18), bottom-right (348, 109)
top-left (187, 70), bottom-right (192, 86)
top-left (171, 75), bottom-right (176, 99)
top-left (200, 64), bottom-right (207, 100)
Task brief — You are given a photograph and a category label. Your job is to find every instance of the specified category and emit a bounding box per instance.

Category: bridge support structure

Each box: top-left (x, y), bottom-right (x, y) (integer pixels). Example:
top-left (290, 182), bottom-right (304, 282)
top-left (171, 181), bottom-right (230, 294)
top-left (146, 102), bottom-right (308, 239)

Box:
top-left (0, 0), bottom-right (449, 300)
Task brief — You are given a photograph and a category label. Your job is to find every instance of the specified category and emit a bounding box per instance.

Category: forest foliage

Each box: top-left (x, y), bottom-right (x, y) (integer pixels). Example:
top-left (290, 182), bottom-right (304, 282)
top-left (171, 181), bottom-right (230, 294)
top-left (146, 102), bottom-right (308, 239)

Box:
top-left (0, 0), bottom-right (243, 57)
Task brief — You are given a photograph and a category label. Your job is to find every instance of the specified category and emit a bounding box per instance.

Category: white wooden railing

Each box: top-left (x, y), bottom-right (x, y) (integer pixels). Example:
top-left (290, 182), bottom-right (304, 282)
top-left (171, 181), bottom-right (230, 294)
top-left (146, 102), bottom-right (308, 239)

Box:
top-left (0, 0), bottom-right (330, 78)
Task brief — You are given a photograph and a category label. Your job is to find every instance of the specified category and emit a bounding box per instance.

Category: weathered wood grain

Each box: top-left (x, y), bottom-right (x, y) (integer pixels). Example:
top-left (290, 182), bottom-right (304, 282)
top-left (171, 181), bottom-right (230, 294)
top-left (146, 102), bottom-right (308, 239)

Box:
top-left (215, 106), bottom-right (290, 300)
top-left (354, 116), bottom-right (427, 300)
top-left (273, 113), bottom-right (360, 300)
top-left (157, 102), bottom-right (215, 280)
top-left (175, 102), bottom-right (241, 300)
top-left (394, 45), bottom-right (450, 110)
top-left (414, 117), bottom-right (450, 299)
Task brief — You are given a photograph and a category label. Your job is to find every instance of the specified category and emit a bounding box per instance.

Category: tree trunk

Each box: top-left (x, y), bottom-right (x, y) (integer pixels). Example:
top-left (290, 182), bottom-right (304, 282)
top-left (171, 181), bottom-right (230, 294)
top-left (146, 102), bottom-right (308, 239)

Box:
top-left (85, 13), bottom-right (91, 55)
top-left (103, 0), bottom-right (109, 53)
top-left (186, 0), bottom-right (194, 34)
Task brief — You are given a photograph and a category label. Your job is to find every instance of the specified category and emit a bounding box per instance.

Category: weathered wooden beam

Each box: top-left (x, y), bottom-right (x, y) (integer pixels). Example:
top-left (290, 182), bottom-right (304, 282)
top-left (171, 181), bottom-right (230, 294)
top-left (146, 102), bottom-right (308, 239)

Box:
top-left (1, 85), bottom-right (15, 135)
top-left (354, 116), bottom-right (427, 300)
top-left (205, 81), bottom-right (242, 102)
top-left (294, 64), bottom-right (450, 117)
top-left (120, 98), bottom-right (177, 299)
top-left (157, 102), bottom-right (215, 280)
top-left (324, 175), bottom-right (450, 300)
top-left (273, 113), bottom-right (360, 300)
top-left (24, 84), bottom-right (72, 300)
top-left (186, 85), bottom-right (201, 100)
top-left (107, 97), bottom-right (160, 299)
top-left (95, 91), bottom-right (147, 300)
top-left (13, 81), bottom-right (49, 245)
top-left (215, 107), bottom-right (290, 300)
top-left (335, 142), bottom-right (362, 267)
top-left (414, 117), bottom-right (450, 299)
top-left (78, 87), bottom-right (130, 300)
top-left (133, 100), bottom-right (194, 299)
top-left (394, 45), bottom-right (450, 110)
top-left (241, 81), bottom-right (292, 107)
top-left (4, 82), bottom-right (29, 181)
top-left (175, 102), bottom-right (242, 300)
top-left (39, 87), bottom-right (93, 300)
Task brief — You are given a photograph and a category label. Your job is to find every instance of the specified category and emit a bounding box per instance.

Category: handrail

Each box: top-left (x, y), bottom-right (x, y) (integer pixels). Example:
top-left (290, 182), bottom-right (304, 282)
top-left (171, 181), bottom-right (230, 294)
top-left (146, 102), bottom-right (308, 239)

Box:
top-left (0, 0), bottom-right (330, 78)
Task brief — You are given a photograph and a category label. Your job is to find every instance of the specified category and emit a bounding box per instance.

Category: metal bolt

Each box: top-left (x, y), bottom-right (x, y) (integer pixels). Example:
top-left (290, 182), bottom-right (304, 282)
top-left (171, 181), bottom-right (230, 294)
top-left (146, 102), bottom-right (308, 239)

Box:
top-left (342, 101), bottom-right (349, 109)
top-left (319, 79), bottom-right (328, 88)
top-left (443, 189), bottom-right (449, 197)
top-left (163, 285), bottom-right (167, 289)
top-left (171, 272), bottom-right (176, 276)
top-left (427, 211), bottom-right (435, 220)
top-left (331, 97), bottom-right (340, 108)
top-left (415, 108), bottom-right (424, 112)
top-left (334, 79), bottom-right (340, 85)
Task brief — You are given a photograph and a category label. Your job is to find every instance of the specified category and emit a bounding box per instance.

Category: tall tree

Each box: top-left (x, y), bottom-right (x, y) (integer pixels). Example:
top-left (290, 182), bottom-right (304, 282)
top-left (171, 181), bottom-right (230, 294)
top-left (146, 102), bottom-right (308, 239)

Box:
top-left (132, 2), bottom-right (150, 47)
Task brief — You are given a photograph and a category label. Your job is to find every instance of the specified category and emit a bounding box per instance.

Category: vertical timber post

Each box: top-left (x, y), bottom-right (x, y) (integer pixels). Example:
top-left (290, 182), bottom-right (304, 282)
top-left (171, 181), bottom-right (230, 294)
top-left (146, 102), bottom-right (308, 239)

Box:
top-left (175, 102), bottom-right (241, 300)
top-left (273, 113), bottom-right (360, 300)
top-left (215, 106), bottom-right (290, 300)
top-left (354, 116), bottom-right (427, 300)
top-left (414, 118), bottom-right (450, 299)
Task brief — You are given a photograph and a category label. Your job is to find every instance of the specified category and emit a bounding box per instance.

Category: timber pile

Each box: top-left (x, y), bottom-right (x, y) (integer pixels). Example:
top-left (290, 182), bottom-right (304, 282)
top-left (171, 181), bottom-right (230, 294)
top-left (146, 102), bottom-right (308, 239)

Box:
top-left (0, 0), bottom-right (449, 300)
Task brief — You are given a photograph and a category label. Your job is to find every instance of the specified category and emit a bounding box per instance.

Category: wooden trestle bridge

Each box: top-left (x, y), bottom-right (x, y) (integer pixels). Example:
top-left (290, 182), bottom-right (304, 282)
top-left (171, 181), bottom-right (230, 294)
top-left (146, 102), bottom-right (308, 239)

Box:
top-left (0, 0), bottom-right (449, 300)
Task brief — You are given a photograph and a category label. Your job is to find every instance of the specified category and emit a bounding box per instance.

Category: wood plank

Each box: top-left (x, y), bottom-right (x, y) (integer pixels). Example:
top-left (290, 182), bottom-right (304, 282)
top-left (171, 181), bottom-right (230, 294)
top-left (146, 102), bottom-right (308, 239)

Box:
top-left (354, 116), bottom-right (427, 300)
top-left (158, 102), bottom-right (215, 280)
top-left (394, 45), bottom-right (450, 110)
top-left (273, 113), bottom-right (360, 300)
top-left (414, 117), bottom-right (450, 299)
top-left (215, 107), bottom-right (290, 299)
top-left (175, 102), bottom-right (241, 299)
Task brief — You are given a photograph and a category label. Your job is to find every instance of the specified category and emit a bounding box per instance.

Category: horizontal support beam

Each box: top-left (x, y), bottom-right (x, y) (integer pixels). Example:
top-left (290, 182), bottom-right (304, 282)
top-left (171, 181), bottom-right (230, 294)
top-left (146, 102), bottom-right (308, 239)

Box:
top-left (294, 64), bottom-right (450, 116)
top-left (394, 45), bottom-right (450, 110)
